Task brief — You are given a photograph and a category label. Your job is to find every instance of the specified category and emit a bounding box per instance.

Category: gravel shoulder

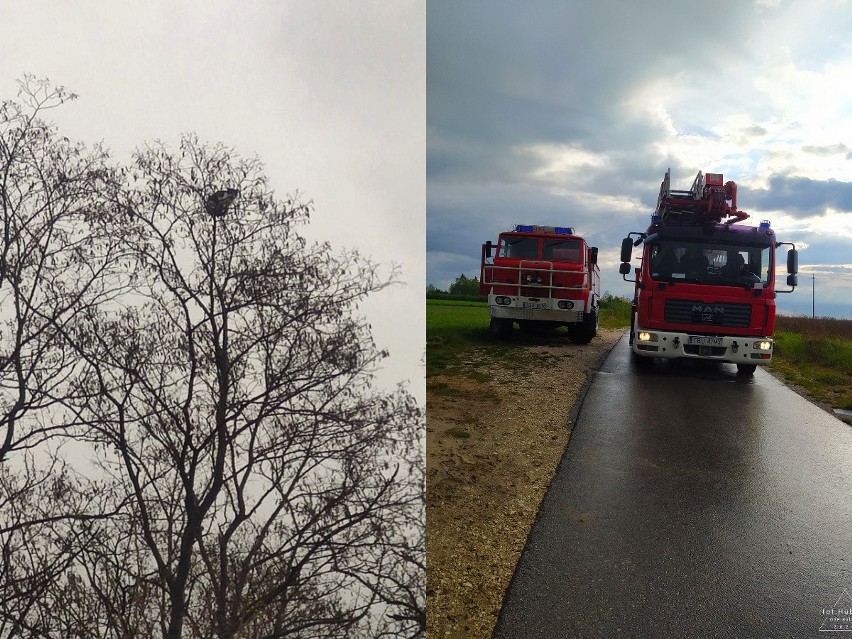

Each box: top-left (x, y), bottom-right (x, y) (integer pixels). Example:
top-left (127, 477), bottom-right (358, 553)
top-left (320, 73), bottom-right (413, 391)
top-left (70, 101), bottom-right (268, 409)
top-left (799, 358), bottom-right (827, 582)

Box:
top-left (426, 328), bottom-right (624, 638)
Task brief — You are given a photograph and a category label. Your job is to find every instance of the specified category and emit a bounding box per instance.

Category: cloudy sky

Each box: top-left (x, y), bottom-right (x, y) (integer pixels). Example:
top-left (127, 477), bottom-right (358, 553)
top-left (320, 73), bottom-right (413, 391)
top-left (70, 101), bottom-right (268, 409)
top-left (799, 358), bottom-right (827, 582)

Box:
top-left (428, 0), bottom-right (852, 319)
top-left (1, 1), bottom-right (424, 401)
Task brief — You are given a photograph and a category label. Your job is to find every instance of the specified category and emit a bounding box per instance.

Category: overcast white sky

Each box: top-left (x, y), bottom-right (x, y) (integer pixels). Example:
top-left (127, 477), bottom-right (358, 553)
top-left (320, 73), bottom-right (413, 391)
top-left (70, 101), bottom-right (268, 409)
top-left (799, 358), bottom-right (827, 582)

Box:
top-left (1, 1), bottom-right (424, 401)
top-left (428, 0), bottom-right (852, 319)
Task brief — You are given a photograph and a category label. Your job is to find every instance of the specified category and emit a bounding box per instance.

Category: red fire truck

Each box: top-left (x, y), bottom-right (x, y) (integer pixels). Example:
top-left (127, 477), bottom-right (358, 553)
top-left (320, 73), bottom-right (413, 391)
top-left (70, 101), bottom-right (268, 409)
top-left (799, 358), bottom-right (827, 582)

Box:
top-left (480, 225), bottom-right (601, 343)
top-left (619, 169), bottom-right (798, 375)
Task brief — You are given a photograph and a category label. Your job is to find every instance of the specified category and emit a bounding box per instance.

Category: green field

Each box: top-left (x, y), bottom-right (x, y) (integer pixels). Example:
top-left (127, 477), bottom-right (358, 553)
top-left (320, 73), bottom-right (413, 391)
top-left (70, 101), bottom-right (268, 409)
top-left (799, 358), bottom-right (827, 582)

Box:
top-left (773, 315), bottom-right (852, 412)
top-left (425, 299), bottom-right (499, 379)
top-left (426, 294), bottom-right (630, 339)
top-left (425, 299), bottom-right (490, 342)
top-left (426, 296), bottom-right (852, 421)
top-left (425, 294), bottom-right (632, 378)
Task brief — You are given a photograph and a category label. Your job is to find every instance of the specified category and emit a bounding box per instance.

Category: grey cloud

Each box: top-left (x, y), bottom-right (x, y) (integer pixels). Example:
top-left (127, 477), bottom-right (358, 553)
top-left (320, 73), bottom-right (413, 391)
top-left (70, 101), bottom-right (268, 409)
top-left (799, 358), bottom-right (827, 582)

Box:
top-left (742, 175), bottom-right (852, 217)
top-left (802, 143), bottom-right (851, 157)
top-left (797, 239), bottom-right (852, 264)
top-left (428, 1), bottom-right (759, 176)
top-left (743, 126), bottom-right (768, 137)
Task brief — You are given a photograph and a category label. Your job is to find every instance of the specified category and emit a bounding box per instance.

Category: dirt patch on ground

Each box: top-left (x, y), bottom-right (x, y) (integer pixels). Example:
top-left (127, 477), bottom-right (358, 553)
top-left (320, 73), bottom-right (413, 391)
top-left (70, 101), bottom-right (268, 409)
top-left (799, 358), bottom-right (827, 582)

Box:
top-left (426, 328), bottom-right (624, 638)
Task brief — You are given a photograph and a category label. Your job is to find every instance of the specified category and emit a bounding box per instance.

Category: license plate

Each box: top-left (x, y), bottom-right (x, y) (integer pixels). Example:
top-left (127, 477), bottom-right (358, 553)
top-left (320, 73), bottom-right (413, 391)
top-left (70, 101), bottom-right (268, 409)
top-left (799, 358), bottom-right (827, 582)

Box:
top-left (522, 301), bottom-right (546, 309)
top-left (688, 336), bottom-right (723, 346)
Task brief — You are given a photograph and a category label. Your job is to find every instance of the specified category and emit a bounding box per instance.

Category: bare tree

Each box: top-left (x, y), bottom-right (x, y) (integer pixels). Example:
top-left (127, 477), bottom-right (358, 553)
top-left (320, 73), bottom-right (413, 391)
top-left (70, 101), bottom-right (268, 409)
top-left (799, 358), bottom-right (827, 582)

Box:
top-left (0, 76), bottom-right (130, 637)
top-left (60, 134), bottom-right (425, 638)
top-left (1, 77), bottom-right (424, 639)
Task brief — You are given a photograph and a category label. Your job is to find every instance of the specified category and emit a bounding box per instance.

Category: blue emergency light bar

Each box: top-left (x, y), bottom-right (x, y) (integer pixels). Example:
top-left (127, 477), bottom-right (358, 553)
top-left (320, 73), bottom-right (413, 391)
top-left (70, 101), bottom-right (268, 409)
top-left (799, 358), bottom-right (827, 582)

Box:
top-left (513, 224), bottom-right (574, 235)
top-left (759, 219), bottom-right (771, 230)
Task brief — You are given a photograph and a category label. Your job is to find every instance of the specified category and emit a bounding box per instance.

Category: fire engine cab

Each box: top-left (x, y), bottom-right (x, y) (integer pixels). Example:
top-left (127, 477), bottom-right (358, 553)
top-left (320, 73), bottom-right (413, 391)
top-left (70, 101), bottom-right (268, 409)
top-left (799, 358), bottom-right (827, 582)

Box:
top-left (619, 169), bottom-right (798, 375)
top-left (480, 225), bottom-right (600, 343)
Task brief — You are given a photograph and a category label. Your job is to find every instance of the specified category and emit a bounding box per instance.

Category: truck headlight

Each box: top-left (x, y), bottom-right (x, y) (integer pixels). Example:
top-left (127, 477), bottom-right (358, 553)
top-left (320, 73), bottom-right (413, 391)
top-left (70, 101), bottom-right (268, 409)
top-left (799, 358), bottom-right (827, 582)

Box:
top-left (495, 296), bottom-right (511, 305)
top-left (637, 331), bottom-right (658, 342)
top-left (557, 300), bottom-right (574, 310)
top-left (754, 340), bottom-right (772, 350)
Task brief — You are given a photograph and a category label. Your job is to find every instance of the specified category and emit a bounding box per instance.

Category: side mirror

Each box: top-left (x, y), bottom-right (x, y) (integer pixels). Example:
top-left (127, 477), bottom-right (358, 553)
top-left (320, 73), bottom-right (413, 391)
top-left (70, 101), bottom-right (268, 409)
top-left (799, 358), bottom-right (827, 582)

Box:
top-left (619, 262), bottom-right (632, 275)
top-left (590, 247), bottom-right (598, 265)
top-left (484, 240), bottom-right (494, 258)
top-left (787, 274), bottom-right (798, 287)
top-left (620, 237), bottom-right (633, 262)
top-left (787, 248), bottom-right (798, 274)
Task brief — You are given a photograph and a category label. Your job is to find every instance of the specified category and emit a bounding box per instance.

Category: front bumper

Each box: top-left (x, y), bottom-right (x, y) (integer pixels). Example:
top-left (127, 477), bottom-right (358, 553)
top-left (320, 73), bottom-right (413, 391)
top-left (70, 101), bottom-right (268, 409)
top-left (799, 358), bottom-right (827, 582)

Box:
top-left (631, 326), bottom-right (774, 365)
top-left (488, 294), bottom-right (586, 323)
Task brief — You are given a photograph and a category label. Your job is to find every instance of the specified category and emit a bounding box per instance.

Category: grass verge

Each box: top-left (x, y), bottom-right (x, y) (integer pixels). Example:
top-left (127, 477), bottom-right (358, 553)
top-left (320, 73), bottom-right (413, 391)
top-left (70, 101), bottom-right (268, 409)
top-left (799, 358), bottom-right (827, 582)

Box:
top-left (771, 316), bottom-right (852, 418)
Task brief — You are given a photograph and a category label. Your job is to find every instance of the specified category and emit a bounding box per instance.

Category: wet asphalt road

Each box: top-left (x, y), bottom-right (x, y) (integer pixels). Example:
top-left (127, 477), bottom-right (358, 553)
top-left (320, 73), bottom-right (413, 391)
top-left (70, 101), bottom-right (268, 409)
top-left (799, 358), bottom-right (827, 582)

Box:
top-left (493, 332), bottom-right (852, 638)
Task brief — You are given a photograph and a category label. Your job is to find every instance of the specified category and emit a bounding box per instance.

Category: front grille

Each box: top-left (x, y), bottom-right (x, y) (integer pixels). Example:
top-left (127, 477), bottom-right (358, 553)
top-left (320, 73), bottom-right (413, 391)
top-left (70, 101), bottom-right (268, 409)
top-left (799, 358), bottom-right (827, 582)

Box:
top-left (664, 299), bottom-right (751, 328)
top-left (520, 287), bottom-right (549, 298)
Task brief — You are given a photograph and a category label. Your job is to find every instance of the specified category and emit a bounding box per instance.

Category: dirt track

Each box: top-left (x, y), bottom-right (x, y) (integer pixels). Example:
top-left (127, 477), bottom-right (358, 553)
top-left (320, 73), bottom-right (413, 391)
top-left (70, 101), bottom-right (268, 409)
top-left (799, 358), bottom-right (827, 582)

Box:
top-left (426, 328), bottom-right (624, 638)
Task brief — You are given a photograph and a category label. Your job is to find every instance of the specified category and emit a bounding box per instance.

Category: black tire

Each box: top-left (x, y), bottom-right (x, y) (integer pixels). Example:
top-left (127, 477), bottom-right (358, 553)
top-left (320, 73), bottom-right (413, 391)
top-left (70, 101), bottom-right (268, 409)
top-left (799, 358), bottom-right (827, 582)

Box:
top-left (489, 317), bottom-right (513, 339)
top-left (567, 308), bottom-right (598, 345)
top-left (737, 363), bottom-right (757, 376)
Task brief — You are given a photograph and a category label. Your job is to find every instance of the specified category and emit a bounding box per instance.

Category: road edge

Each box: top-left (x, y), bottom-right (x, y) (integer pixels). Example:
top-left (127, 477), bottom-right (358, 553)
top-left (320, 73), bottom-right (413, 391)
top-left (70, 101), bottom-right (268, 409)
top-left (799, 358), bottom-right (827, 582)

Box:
top-left (490, 328), bottom-right (627, 639)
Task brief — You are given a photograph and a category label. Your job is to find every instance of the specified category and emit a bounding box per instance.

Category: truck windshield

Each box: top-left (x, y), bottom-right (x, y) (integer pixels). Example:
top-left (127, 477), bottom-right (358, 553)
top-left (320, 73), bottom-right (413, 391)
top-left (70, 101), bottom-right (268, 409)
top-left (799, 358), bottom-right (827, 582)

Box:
top-left (498, 237), bottom-right (539, 259)
top-left (542, 239), bottom-right (582, 262)
top-left (648, 241), bottom-right (771, 286)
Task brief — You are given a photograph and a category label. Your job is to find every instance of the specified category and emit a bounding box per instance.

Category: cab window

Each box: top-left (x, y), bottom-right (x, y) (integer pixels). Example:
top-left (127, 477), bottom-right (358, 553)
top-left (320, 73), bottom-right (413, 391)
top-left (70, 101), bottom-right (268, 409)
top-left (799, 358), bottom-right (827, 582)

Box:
top-left (542, 239), bottom-right (581, 262)
top-left (498, 237), bottom-right (539, 259)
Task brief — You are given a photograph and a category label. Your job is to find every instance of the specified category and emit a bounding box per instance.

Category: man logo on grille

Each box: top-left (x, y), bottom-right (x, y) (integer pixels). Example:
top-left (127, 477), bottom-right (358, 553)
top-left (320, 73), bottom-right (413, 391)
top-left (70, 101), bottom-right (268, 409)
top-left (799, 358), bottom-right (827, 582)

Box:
top-left (692, 305), bottom-right (724, 314)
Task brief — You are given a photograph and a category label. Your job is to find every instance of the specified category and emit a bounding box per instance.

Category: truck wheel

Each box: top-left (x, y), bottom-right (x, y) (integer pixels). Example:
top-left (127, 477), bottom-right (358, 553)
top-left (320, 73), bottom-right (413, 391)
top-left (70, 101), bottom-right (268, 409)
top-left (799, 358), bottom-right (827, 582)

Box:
top-left (489, 317), bottom-right (513, 339)
top-left (737, 363), bottom-right (757, 376)
top-left (568, 308), bottom-right (598, 345)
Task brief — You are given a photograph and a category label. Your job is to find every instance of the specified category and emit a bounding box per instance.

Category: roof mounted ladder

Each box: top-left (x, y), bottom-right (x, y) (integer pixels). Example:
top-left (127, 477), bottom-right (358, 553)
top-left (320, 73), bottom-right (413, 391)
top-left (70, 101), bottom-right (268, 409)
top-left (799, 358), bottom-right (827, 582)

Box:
top-left (655, 168), bottom-right (749, 225)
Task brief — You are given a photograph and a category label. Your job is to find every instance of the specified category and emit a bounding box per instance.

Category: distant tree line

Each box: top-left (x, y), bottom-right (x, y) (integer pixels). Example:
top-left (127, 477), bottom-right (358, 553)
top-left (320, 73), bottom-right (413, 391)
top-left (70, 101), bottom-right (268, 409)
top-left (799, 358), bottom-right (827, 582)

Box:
top-left (427, 274), bottom-right (485, 301)
top-left (0, 76), bottom-right (424, 639)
